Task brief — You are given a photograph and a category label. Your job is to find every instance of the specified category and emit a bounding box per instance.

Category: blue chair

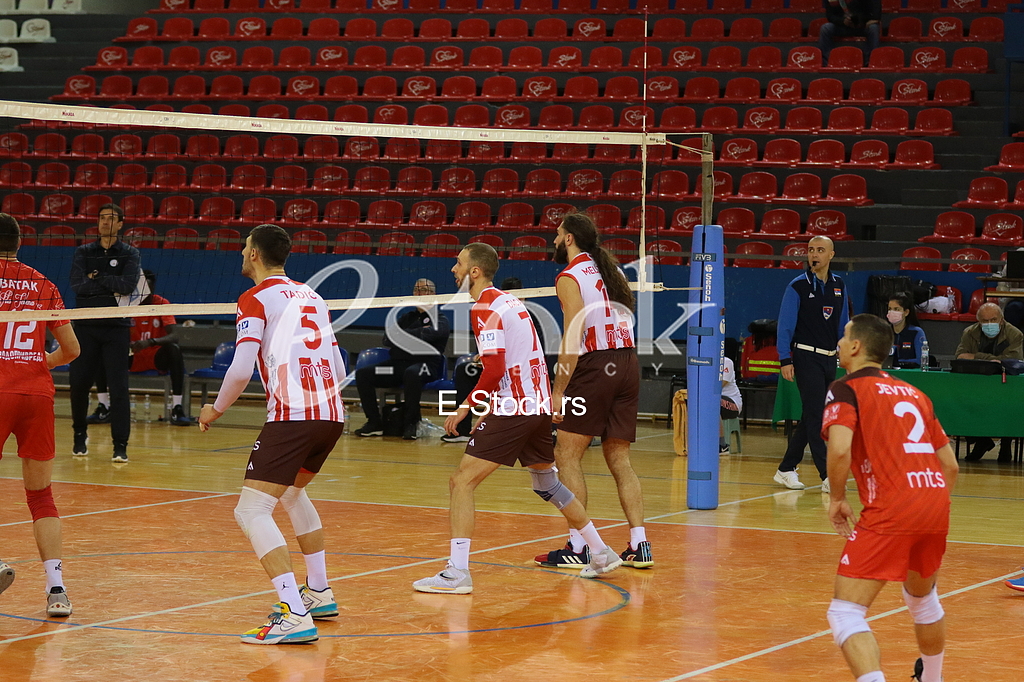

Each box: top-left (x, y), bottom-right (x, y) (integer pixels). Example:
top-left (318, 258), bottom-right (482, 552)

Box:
top-left (355, 346), bottom-right (390, 370)
top-left (424, 355), bottom-right (454, 391)
top-left (190, 341), bottom-right (260, 411)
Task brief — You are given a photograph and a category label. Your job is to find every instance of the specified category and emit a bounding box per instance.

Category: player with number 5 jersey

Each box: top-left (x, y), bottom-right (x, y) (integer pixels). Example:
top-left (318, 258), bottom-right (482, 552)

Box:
top-left (0, 213), bottom-right (81, 617)
top-left (199, 225), bottom-right (346, 645)
top-left (821, 314), bottom-right (958, 682)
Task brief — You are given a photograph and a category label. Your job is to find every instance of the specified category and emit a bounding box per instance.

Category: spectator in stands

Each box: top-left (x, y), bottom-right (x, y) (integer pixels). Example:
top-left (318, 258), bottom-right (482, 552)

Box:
top-left (68, 204), bottom-right (141, 463)
top-left (719, 354), bottom-right (742, 454)
top-left (818, 0), bottom-right (882, 65)
top-left (886, 292), bottom-right (927, 369)
top-left (88, 270), bottom-right (192, 427)
top-left (440, 277), bottom-right (548, 444)
top-left (354, 278), bottom-right (451, 441)
top-left (956, 302), bottom-right (1023, 462)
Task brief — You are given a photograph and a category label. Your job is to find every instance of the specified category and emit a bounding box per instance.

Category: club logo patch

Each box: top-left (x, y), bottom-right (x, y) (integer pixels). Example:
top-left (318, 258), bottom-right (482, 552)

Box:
top-left (823, 306), bottom-right (834, 320)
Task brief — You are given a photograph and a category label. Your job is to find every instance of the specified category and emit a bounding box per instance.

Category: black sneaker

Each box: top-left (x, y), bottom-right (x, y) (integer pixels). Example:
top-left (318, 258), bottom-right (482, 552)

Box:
top-left (112, 442), bottom-right (128, 463)
top-left (619, 541), bottom-right (653, 568)
top-left (354, 422), bottom-right (383, 437)
top-left (719, 444), bottom-right (730, 454)
top-left (534, 542), bottom-right (590, 568)
top-left (440, 433), bottom-right (471, 443)
top-left (911, 657), bottom-right (923, 681)
top-left (170, 404), bottom-right (194, 426)
top-left (86, 403), bottom-right (109, 424)
top-left (72, 432), bottom-right (88, 458)
top-left (403, 424), bottom-right (418, 441)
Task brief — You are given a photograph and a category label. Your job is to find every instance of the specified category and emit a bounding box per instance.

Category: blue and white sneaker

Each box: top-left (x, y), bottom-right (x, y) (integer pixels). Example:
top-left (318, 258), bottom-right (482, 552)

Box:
top-left (1005, 573), bottom-right (1024, 593)
top-left (300, 585), bottom-right (338, 619)
top-left (413, 561), bottom-right (473, 594)
top-left (240, 602), bottom-right (318, 645)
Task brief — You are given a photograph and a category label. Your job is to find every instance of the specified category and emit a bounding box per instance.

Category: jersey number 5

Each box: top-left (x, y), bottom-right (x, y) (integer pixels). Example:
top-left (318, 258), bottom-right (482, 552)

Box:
top-left (300, 306), bottom-right (322, 350)
top-left (894, 401), bottom-right (935, 454)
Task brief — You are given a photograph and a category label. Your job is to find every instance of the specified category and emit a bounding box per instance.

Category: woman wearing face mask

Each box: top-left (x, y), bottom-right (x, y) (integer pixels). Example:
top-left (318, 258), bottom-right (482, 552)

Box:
top-left (886, 293), bottom-right (927, 369)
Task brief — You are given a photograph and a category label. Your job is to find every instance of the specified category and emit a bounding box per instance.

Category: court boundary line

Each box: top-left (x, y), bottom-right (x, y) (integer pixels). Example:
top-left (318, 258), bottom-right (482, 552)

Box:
top-left (654, 571), bottom-right (1022, 682)
top-left (0, 492), bottom-right (234, 528)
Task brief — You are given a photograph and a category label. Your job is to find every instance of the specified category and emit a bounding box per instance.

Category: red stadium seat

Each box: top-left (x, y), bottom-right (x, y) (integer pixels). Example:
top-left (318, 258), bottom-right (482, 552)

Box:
top-left (779, 243), bottom-right (808, 269)
top-left (800, 139), bottom-right (846, 167)
top-left (766, 18), bottom-right (802, 41)
top-left (928, 17), bottom-right (964, 41)
top-left (279, 45), bottom-right (312, 70)
top-left (822, 174), bottom-right (872, 206)
top-left (162, 227), bottom-right (200, 250)
top-left (870, 107), bottom-right (911, 134)
top-left (587, 46), bottom-right (623, 70)
top-left (646, 240), bottom-right (684, 266)
top-left (757, 208), bottom-right (802, 240)
top-left (953, 176), bottom-right (1008, 208)
top-left (150, 163), bottom-right (187, 191)
top-left (402, 75), bottom-right (438, 99)
top-left (777, 173), bottom-right (822, 204)
top-left (701, 106), bottom-right (739, 133)
top-left (887, 140), bottom-right (938, 169)
top-left (649, 170), bottom-right (689, 199)
top-left (287, 229), bottom-right (326, 255)
top-left (912, 108), bottom-right (955, 135)
top-left (805, 210), bottom-right (851, 241)
top-left (202, 46), bottom-right (236, 69)
top-left (740, 107), bottom-right (780, 133)
top-left (705, 46), bottom-right (742, 72)
top-left (887, 17), bottom-right (923, 40)
top-left (986, 142), bottom-right (1024, 172)
top-left (153, 196), bottom-right (194, 225)
top-left (437, 167), bottom-right (478, 195)
top-left (572, 18), bottom-right (608, 40)
top-left (509, 236), bottom-right (548, 261)
top-left (377, 232), bottom-right (415, 257)
top-left (333, 230), bottom-right (371, 255)
top-left (826, 107), bottom-right (867, 133)
top-left (110, 163), bottom-right (147, 190)
top-left (908, 47), bottom-right (946, 72)
top-left (824, 46), bottom-right (863, 72)
top-left (690, 18), bottom-right (725, 40)
top-left (721, 77), bottom-right (760, 104)
top-left (670, 206), bottom-right (701, 234)
top-left (123, 226), bottom-right (159, 249)
top-left (227, 164), bottom-right (266, 192)
top-left (783, 47), bottom-right (822, 72)
top-left (40, 225), bottom-right (76, 247)
top-left (311, 166), bottom-right (348, 193)
top-left (603, 238), bottom-right (637, 265)
top-left (848, 78), bottom-right (886, 105)
top-left (680, 76), bottom-right (719, 103)
top-left (413, 104), bottom-right (449, 127)
top-left (764, 77), bottom-right (803, 103)
top-left (406, 201), bottom-right (447, 230)
top-left (949, 247), bottom-right (991, 273)
top-left (538, 203), bottom-right (574, 230)
top-left (68, 163), bottom-right (106, 190)
top-left (606, 169), bottom-right (643, 198)
top-left (0, 133), bottom-right (29, 158)
top-left (372, 105), bottom-right (407, 124)
top-left (889, 78), bottom-right (929, 105)
top-left (746, 45), bottom-right (782, 72)
top-left (268, 165), bottom-right (308, 194)
top-left (919, 211), bottom-right (975, 243)
top-left (442, 76), bottom-right (478, 101)
top-left (321, 200), bottom-right (361, 227)
top-left (584, 204), bottom-right (621, 231)
top-left (35, 162), bottom-right (71, 189)
top-left (718, 207), bottom-right (755, 237)
top-left (728, 171), bottom-right (777, 203)
top-left (496, 202), bottom-right (536, 231)
top-left (732, 241), bottom-right (774, 268)
top-left (950, 46), bottom-right (988, 72)
top-left (565, 169), bottom-right (604, 197)
top-left (382, 137), bottom-right (420, 161)
top-left (424, 139), bottom-right (462, 162)
top-left (659, 106), bottom-right (697, 132)
top-left (970, 213), bottom-right (1023, 246)
top-left (718, 137), bottom-right (758, 166)
top-left (506, 46), bottom-right (542, 70)
top-left (351, 166), bottom-right (390, 194)
top-left (360, 200), bottom-right (404, 228)
top-left (933, 79), bottom-right (972, 105)
top-left (468, 234), bottom-right (503, 254)
top-left (343, 137), bottom-right (380, 161)
top-left (121, 194), bottom-right (154, 222)
top-left (522, 168), bottom-right (560, 196)
top-left (757, 137), bottom-right (801, 167)
top-left (845, 139), bottom-right (889, 168)
top-left (452, 202), bottom-right (492, 229)
top-left (666, 46), bottom-right (702, 71)
top-left (421, 233), bottom-right (460, 259)
top-left (195, 196), bottom-right (236, 224)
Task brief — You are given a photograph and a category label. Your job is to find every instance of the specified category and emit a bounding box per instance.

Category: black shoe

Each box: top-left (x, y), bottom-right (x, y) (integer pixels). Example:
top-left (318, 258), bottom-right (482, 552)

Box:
top-left (911, 657), bottom-right (923, 681)
top-left (170, 404), bottom-right (193, 426)
top-left (112, 442), bottom-right (128, 463)
top-left (72, 432), bottom-right (88, 458)
top-left (354, 422), bottom-right (383, 437)
top-left (86, 403), bottom-right (109, 424)
top-left (403, 424), bottom-right (418, 441)
top-left (440, 433), bottom-right (471, 443)
top-left (534, 543), bottom-right (590, 568)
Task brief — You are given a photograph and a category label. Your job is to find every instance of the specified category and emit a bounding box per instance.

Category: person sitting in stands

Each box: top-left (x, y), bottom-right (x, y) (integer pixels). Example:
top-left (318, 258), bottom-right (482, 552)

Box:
top-left (886, 292), bottom-right (927, 369)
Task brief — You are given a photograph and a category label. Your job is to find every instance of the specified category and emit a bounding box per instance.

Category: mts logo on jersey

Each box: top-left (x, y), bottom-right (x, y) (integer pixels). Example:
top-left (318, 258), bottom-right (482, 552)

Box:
top-left (907, 468), bottom-right (946, 489)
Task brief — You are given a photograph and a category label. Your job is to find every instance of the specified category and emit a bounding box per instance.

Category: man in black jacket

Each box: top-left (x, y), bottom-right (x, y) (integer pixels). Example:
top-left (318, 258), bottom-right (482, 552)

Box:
top-left (818, 0), bottom-right (882, 64)
top-left (68, 204), bottom-right (142, 463)
top-left (354, 278), bottom-right (451, 441)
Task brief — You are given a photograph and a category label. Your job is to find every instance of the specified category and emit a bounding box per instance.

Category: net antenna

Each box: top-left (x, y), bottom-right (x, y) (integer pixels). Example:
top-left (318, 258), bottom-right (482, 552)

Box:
top-left (0, 100), bottom-right (668, 324)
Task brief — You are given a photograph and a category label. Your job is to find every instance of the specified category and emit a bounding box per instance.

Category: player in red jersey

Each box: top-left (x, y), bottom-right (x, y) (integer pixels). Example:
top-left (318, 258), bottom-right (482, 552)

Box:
top-left (0, 213), bottom-right (80, 616)
top-left (199, 225), bottom-right (346, 644)
top-left (822, 313), bottom-right (958, 682)
top-left (413, 243), bottom-right (621, 594)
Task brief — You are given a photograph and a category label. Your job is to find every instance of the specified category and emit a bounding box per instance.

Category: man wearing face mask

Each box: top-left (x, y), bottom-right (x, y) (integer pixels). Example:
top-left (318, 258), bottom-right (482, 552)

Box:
top-left (774, 236), bottom-right (850, 492)
top-left (955, 302), bottom-right (1023, 462)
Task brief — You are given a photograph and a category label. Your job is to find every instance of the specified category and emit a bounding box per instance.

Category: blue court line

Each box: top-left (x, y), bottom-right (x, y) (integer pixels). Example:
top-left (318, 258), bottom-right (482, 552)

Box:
top-left (0, 552), bottom-right (629, 639)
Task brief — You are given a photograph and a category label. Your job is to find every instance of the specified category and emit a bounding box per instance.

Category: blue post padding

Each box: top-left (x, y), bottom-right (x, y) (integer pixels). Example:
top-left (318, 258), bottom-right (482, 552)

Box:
top-left (686, 225), bottom-right (724, 510)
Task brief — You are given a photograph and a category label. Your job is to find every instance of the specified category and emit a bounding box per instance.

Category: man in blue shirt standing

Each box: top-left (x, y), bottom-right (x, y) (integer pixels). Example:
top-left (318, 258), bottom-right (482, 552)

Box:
top-left (774, 236), bottom-right (849, 492)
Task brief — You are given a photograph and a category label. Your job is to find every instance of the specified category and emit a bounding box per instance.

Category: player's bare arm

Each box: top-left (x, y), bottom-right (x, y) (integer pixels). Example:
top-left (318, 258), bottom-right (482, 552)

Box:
top-left (553, 275), bottom-right (584, 422)
top-left (935, 443), bottom-right (959, 490)
top-left (46, 323), bottom-right (80, 370)
top-left (826, 423), bottom-right (856, 538)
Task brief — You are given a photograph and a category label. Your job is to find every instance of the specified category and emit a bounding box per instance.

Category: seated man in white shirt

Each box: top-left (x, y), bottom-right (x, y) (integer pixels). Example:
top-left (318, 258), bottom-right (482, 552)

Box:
top-left (720, 355), bottom-right (743, 454)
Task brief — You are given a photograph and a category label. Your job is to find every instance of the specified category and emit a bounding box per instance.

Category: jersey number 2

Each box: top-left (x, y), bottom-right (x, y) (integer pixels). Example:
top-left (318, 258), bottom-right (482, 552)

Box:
top-left (894, 401), bottom-right (935, 454)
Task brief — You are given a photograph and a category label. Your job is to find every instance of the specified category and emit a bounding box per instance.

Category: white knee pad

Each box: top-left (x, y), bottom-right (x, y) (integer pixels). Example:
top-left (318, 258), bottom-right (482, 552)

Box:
top-left (827, 599), bottom-right (871, 648)
top-left (279, 486), bottom-right (322, 537)
top-left (903, 586), bottom-right (944, 625)
top-left (234, 487), bottom-right (287, 559)
top-left (530, 466), bottom-right (576, 510)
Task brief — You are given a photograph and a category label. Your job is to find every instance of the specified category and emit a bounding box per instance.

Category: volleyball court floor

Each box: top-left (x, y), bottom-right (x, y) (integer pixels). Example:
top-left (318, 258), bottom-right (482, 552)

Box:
top-left (1, 401), bottom-right (1022, 681)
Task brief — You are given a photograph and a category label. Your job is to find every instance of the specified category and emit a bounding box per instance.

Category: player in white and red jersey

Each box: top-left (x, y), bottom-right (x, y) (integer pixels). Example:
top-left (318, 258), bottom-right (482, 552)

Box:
top-left (413, 242), bottom-right (621, 595)
top-left (822, 314), bottom-right (958, 682)
top-left (199, 224), bottom-right (346, 645)
top-left (0, 213), bottom-right (80, 616)
top-left (535, 212), bottom-right (651, 572)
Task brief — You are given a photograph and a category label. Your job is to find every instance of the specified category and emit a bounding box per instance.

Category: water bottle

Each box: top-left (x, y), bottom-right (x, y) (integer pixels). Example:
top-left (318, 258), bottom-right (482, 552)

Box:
top-left (129, 394), bottom-right (137, 423)
top-left (921, 339), bottom-right (930, 372)
top-left (143, 395), bottom-right (151, 423)
top-left (947, 291), bottom-right (956, 314)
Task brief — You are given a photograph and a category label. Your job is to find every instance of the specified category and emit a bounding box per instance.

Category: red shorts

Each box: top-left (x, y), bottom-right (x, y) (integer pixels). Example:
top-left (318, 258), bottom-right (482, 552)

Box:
top-left (131, 346), bottom-right (160, 373)
top-left (837, 525), bottom-right (947, 582)
top-left (0, 393), bottom-right (55, 461)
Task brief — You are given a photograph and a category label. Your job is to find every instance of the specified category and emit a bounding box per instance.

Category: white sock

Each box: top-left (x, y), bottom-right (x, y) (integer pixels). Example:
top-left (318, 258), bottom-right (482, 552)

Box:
top-left (629, 526), bottom-right (647, 550)
top-left (856, 672), bottom-right (885, 682)
top-left (577, 522), bottom-right (607, 553)
top-left (568, 528), bottom-right (586, 553)
top-left (921, 652), bottom-right (944, 682)
top-left (450, 538), bottom-right (471, 571)
top-left (272, 572), bottom-right (306, 616)
top-left (172, 394), bottom-right (182, 407)
top-left (43, 559), bottom-right (63, 591)
top-left (303, 550), bottom-right (328, 592)
top-left (98, 392), bottom-right (109, 407)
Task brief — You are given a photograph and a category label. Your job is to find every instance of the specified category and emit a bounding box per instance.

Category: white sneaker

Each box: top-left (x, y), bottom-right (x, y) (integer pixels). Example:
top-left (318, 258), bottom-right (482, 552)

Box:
top-left (46, 586), bottom-right (72, 617)
top-left (413, 561), bottom-right (473, 594)
top-left (0, 561), bottom-right (14, 596)
top-left (774, 469), bottom-right (805, 490)
top-left (241, 601), bottom-right (318, 644)
top-left (821, 479), bottom-right (831, 494)
top-left (300, 584), bottom-right (338, 619)
top-left (580, 546), bottom-right (623, 579)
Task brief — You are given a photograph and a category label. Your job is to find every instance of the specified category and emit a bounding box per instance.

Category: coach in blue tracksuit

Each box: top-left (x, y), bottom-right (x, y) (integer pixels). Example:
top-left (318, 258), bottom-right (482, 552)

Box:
top-left (773, 236), bottom-right (849, 492)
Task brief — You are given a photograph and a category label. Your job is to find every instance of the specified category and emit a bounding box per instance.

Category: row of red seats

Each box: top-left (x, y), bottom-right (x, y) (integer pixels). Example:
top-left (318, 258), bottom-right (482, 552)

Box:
top-left (56, 73), bottom-right (975, 107)
top-left (951, 176), bottom-right (1024, 209)
top-left (919, 211), bottom-right (1024, 245)
top-left (115, 15), bottom-right (1005, 43)
top-left (901, 245), bottom-right (998, 273)
top-left (84, 43), bottom-right (990, 73)
top-left (149, 0), bottom-right (1011, 15)
top-left (711, 137), bottom-right (938, 168)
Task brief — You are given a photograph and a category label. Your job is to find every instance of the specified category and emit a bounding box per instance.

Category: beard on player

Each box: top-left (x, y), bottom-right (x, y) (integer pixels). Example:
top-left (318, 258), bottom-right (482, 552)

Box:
top-left (553, 241), bottom-right (568, 265)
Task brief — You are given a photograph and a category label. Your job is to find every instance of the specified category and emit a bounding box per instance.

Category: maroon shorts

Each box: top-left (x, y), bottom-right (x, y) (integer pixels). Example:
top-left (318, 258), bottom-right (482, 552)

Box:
top-left (465, 414), bottom-right (554, 468)
top-left (837, 525), bottom-right (947, 582)
top-left (0, 393), bottom-right (55, 462)
top-left (558, 347), bottom-right (639, 442)
top-left (245, 420), bottom-right (345, 486)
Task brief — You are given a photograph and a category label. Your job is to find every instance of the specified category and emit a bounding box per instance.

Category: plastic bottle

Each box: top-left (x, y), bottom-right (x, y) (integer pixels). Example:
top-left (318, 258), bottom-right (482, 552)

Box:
top-left (129, 395), bottom-right (137, 422)
top-left (921, 339), bottom-right (930, 372)
top-left (947, 291), bottom-right (956, 314)
top-left (143, 395), bottom-right (151, 423)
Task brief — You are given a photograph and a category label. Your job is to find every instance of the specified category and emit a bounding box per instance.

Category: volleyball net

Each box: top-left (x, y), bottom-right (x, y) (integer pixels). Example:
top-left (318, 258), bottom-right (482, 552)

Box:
top-left (0, 101), bottom-right (719, 342)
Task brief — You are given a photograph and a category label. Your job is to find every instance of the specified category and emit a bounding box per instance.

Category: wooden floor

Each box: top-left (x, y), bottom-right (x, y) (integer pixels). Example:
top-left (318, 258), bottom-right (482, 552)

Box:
top-left (1, 397), bottom-right (1022, 681)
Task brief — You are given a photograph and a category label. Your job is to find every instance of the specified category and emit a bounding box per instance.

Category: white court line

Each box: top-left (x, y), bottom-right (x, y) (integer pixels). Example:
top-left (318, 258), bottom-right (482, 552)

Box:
top-left (655, 571), bottom-right (1022, 682)
top-left (0, 493), bottom-right (234, 528)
